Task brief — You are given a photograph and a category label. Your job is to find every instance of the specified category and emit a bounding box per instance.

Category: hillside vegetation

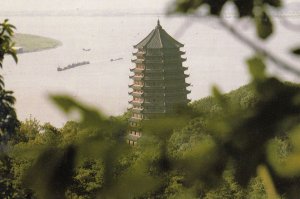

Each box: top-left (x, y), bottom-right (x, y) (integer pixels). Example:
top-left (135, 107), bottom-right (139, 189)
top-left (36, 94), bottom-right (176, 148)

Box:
top-left (0, 84), bottom-right (281, 198)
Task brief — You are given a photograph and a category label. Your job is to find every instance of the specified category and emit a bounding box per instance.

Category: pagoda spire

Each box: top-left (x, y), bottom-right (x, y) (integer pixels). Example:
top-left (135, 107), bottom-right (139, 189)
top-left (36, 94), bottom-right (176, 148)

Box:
top-left (157, 19), bottom-right (161, 28)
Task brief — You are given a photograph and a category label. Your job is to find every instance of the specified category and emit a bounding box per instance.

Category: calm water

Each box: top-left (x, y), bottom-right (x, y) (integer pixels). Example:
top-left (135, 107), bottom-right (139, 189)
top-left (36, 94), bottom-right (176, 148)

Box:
top-left (1, 15), bottom-right (299, 126)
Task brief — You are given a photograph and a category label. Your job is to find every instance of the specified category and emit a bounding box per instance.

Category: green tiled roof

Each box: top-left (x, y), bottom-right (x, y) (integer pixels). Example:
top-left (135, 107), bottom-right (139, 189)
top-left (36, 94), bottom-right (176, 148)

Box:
top-left (134, 20), bottom-right (184, 49)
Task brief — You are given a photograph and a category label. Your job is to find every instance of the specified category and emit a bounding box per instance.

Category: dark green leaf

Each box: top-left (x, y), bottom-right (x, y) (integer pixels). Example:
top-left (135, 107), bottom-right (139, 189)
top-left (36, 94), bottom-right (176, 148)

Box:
top-left (8, 51), bottom-right (18, 63)
top-left (247, 56), bottom-right (266, 80)
top-left (291, 47), bottom-right (300, 56)
top-left (50, 95), bottom-right (106, 128)
top-left (206, 0), bottom-right (227, 16)
top-left (212, 86), bottom-right (228, 108)
top-left (171, 0), bottom-right (204, 14)
top-left (24, 146), bottom-right (76, 199)
top-left (233, 0), bottom-right (254, 17)
top-left (255, 11), bottom-right (273, 40)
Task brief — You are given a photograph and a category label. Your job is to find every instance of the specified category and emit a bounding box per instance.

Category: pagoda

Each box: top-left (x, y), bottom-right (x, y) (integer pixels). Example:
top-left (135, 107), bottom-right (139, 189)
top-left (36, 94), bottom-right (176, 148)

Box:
top-left (128, 20), bottom-right (191, 145)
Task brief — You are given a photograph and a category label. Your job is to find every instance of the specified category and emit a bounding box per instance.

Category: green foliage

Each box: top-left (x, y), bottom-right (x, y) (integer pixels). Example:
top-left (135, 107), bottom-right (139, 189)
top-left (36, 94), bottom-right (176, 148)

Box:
top-left (0, 19), bottom-right (19, 146)
top-left (0, 19), bottom-right (17, 66)
top-left (5, 81), bottom-right (300, 198)
top-left (67, 160), bottom-right (103, 199)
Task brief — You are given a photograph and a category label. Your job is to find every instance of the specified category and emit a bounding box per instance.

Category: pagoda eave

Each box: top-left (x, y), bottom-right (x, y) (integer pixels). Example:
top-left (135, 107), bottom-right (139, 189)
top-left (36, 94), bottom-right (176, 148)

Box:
top-left (131, 59), bottom-right (144, 64)
top-left (130, 92), bottom-right (144, 97)
top-left (129, 117), bottom-right (143, 123)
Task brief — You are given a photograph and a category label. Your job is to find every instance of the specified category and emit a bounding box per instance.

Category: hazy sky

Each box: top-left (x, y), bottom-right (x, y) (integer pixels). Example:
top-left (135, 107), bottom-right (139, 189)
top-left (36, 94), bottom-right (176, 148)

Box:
top-left (0, 0), bottom-right (173, 13)
top-left (0, 0), bottom-right (298, 14)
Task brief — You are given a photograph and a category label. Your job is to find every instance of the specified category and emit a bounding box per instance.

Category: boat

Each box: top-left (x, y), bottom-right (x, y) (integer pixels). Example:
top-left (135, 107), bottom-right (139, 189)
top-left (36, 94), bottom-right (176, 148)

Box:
top-left (57, 61), bottom-right (90, 71)
top-left (110, 57), bottom-right (123, 62)
top-left (82, 48), bottom-right (91, 51)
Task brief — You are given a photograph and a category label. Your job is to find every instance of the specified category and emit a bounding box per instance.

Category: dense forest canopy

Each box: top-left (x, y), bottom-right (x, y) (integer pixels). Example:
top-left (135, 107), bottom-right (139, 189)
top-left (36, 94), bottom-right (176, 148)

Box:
top-left (1, 0), bottom-right (300, 198)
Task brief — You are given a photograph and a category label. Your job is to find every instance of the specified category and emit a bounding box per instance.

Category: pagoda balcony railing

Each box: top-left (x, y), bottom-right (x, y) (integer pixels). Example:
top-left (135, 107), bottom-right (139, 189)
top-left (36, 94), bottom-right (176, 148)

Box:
top-left (129, 91), bottom-right (144, 97)
top-left (143, 83), bottom-right (190, 89)
top-left (163, 58), bottom-right (187, 63)
top-left (131, 59), bottom-right (144, 64)
top-left (143, 101), bottom-right (165, 106)
top-left (145, 60), bottom-right (163, 64)
top-left (144, 68), bottom-right (164, 73)
top-left (130, 67), bottom-right (145, 72)
top-left (132, 51), bottom-right (146, 56)
top-left (129, 84), bottom-right (144, 89)
top-left (129, 117), bottom-right (143, 123)
top-left (129, 100), bottom-right (144, 105)
top-left (144, 74), bottom-right (189, 80)
top-left (127, 134), bottom-right (140, 142)
top-left (133, 58), bottom-right (186, 64)
top-left (132, 106), bottom-right (144, 111)
top-left (182, 66), bottom-right (188, 71)
top-left (131, 107), bottom-right (144, 113)
top-left (129, 90), bottom-right (144, 94)
top-left (130, 74), bottom-right (144, 78)
top-left (143, 85), bottom-right (166, 90)
top-left (142, 90), bottom-right (190, 97)
top-left (129, 74), bottom-right (144, 80)
top-left (129, 131), bottom-right (142, 138)
top-left (143, 109), bottom-right (166, 114)
top-left (143, 93), bottom-right (165, 97)
top-left (145, 51), bottom-right (186, 57)
top-left (144, 76), bottom-right (165, 80)
top-left (144, 67), bottom-right (187, 73)
top-left (163, 99), bottom-right (191, 104)
top-left (160, 83), bottom-right (191, 88)
top-left (129, 86), bottom-right (143, 91)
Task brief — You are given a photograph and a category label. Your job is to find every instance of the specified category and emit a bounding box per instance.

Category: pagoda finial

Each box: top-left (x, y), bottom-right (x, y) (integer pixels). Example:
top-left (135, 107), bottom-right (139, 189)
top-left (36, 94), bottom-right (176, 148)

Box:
top-left (157, 19), bottom-right (162, 28)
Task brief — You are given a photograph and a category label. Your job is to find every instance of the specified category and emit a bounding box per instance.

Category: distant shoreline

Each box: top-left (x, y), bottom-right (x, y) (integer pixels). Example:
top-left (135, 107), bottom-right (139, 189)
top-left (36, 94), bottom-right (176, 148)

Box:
top-left (13, 33), bottom-right (62, 54)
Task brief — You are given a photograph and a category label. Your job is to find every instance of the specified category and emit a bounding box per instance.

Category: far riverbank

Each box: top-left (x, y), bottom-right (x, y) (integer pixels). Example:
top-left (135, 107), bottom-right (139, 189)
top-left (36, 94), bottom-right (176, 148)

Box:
top-left (13, 33), bottom-right (62, 53)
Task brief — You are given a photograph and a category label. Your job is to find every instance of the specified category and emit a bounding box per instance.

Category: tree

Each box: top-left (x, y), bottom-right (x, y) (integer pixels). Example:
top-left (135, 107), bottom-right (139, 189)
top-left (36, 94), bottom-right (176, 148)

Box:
top-left (0, 19), bottom-right (23, 199)
top-left (0, 19), bottom-right (19, 147)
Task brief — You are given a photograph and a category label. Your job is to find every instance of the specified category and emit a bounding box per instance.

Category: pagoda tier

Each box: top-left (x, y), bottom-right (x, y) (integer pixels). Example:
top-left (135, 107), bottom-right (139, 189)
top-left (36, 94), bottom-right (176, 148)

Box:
top-left (128, 20), bottom-right (191, 146)
top-left (132, 50), bottom-right (186, 57)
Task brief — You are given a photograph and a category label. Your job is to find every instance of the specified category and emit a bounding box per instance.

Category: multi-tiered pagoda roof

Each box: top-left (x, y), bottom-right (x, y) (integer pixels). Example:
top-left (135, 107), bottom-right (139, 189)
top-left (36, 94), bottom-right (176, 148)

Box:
top-left (128, 20), bottom-right (191, 145)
